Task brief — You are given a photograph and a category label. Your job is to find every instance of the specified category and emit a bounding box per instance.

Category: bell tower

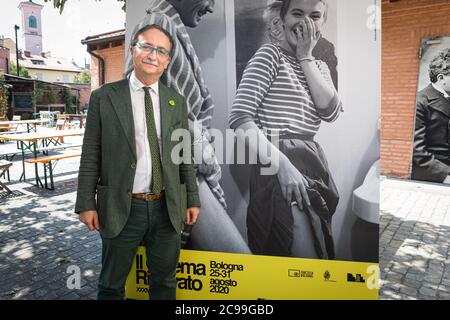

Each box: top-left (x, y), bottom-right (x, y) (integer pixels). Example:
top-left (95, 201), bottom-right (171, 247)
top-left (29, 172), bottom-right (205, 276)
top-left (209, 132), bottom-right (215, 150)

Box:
top-left (18, 0), bottom-right (44, 55)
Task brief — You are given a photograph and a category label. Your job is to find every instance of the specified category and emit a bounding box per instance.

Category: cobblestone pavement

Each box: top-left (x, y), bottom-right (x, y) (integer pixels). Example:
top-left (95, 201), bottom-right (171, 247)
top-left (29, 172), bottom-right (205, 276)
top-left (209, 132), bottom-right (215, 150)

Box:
top-left (0, 129), bottom-right (101, 300)
top-left (380, 178), bottom-right (450, 300)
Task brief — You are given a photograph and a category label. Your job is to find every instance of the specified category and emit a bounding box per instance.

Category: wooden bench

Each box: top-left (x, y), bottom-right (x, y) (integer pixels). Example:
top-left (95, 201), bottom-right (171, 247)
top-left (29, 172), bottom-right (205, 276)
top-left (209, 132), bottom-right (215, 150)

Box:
top-left (39, 143), bottom-right (82, 155)
top-left (25, 153), bottom-right (81, 190)
top-left (0, 149), bottom-right (33, 162)
top-left (0, 160), bottom-right (13, 193)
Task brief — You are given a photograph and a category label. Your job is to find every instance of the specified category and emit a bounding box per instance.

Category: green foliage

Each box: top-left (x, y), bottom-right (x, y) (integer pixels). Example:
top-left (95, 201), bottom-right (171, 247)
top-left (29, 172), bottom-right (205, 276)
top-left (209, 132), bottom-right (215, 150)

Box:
top-left (74, 70), bottom-right (91, 84)
top-left (62, 88), bottom-right (76, 114)
top-left (32, 83), bottom-right (45, 106)
top-left (43, 0), bottom-right (126, 13)
top-left (47, 90), bottom-right (56, 105)
top-left (10, 64), bottom-right (31, 79)
top-left (0, 73), bottom-right (12, 117)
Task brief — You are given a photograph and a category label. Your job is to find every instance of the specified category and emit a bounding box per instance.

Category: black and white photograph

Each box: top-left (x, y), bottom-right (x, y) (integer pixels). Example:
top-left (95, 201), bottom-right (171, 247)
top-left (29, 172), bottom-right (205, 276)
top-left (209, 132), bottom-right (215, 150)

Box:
top-left (125, 0), bottom-right (380, 263)
top-left (411, 36), bottom-right (450, 184)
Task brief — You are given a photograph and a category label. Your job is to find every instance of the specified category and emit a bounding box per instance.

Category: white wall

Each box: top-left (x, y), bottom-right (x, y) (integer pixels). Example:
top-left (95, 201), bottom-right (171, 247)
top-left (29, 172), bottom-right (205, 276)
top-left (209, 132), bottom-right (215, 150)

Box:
top-left (321, 0), bottom-right (380, 260)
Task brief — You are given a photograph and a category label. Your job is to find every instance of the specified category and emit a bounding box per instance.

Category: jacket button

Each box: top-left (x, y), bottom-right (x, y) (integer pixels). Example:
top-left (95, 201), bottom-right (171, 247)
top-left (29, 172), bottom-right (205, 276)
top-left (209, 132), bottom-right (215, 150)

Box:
top-left (131, 163), bottom-right (136, 169)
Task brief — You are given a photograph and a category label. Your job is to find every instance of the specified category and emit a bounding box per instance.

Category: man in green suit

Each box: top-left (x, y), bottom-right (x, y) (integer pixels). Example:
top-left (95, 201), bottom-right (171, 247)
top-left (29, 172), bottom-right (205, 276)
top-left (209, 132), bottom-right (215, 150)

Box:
top-left (75, 24), bottom-right (200, 300)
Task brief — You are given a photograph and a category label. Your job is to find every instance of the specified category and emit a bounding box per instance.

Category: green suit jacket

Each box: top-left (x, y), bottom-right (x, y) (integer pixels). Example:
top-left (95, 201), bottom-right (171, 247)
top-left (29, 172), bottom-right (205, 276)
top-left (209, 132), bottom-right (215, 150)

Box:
top-left (75, 79), bottom-right (200, 239)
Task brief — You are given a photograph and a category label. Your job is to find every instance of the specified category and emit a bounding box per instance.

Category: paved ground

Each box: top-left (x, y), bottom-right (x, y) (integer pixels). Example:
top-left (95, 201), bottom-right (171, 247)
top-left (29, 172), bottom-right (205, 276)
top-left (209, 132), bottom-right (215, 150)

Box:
top-left (0, 127), bottom-right (101, 300)
top-left (379, 178), bottom-right (450, 300)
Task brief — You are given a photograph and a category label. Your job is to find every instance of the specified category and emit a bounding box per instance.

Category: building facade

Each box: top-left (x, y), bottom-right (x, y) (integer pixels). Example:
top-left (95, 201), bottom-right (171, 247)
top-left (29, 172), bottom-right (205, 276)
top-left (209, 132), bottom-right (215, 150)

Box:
top-left (0, 37), bottom-right (10, 74)
top-left (82, 29), bottom-right (125, 90)
top-left (18, 0), bottom-right (44, 55)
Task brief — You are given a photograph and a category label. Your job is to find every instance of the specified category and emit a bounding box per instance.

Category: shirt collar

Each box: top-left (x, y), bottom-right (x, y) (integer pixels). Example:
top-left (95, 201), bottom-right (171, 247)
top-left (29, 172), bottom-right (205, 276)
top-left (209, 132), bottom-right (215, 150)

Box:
top-left (129, 71), bottom-right (159, 96)
top-left (432, 82), bottom-right (449, 98)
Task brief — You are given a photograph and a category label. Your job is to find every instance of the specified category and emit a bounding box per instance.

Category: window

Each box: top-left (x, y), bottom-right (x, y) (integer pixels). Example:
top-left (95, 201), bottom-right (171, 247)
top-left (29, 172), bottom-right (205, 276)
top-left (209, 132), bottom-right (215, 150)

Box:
top-left (29, 16), bottom-right (37, 29)
top-left (35, 73), bottom-right (43, 80)
top-left (31, 60), bottom-right (45, 65)
top-left (63, 75), bottom-right (70, 83)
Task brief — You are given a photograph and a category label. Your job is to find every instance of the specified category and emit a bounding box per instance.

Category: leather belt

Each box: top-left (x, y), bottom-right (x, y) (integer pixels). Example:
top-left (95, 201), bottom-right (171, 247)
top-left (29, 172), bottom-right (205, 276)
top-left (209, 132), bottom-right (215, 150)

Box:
top-left (132, 190), bottom-right (165, 201)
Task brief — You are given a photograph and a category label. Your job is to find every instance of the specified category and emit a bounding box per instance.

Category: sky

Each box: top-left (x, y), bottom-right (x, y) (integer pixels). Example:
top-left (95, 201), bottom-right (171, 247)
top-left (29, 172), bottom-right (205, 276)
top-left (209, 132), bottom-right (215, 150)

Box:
top-left (0, 0), bottom-right (126, 67)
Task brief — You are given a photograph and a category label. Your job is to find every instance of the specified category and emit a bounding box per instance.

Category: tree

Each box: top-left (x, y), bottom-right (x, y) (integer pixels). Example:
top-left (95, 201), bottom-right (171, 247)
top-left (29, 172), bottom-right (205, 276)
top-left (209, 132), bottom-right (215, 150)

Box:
top-left (43, 0), bottom-right (126, 13)
top-left (62, 88), bottom-right (77, 114)
top-left (10, 64), bottom-right (31, 79)
top-left (74, 70), bottom-right (91, 84)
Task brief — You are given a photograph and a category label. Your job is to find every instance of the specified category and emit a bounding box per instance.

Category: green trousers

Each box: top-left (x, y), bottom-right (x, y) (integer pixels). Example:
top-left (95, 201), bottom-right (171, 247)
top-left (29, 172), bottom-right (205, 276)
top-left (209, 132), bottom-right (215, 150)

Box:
top-left (97, 197), bottom-right (181, 300)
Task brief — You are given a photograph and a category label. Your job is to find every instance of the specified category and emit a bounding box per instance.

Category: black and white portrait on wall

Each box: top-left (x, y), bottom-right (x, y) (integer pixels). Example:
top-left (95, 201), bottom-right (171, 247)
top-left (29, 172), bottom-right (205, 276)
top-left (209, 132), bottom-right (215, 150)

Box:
top-left (411, 36), bottom-right (450, 184)
top-left (125, 0), bottom-right (380, 263)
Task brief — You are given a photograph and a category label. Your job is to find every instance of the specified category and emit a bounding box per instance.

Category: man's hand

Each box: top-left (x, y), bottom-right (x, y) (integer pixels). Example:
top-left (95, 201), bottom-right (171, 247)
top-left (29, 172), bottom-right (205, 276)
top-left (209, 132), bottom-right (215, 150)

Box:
top-left (185, 207), bottom-right (200, 225)
top-left (79, 210), bottom-right (100, 231)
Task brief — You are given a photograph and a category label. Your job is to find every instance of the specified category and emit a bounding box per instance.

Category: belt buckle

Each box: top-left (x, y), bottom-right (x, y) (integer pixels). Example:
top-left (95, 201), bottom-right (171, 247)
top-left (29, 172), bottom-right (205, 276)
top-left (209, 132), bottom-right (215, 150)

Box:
top-left (145, 193), bottom-right (153, 201)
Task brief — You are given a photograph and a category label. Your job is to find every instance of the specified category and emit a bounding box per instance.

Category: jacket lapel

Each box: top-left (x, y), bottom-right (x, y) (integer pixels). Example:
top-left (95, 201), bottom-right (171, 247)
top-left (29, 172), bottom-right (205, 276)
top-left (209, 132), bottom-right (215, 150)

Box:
top-left (159, 81), bottom-right (172, 149)
top-left (109, 79), bottom-right (137, 160)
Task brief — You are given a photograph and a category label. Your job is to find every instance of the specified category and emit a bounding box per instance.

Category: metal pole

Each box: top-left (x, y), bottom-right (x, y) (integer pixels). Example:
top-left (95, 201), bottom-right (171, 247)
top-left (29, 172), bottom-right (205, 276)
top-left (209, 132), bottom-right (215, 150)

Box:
top-left (14, 25), bottom-right (20, 77)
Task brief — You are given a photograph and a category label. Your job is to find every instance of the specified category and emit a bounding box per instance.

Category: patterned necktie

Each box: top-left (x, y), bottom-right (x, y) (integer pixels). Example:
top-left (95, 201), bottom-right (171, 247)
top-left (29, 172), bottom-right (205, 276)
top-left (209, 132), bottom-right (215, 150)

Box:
top-left (143, 87), bottom-right (163, 194)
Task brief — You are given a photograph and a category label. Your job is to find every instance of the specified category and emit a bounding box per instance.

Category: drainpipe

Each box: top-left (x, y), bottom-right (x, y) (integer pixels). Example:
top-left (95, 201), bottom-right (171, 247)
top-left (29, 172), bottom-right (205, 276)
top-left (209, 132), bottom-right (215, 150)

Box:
top-left (87, 49), bottom-right (105, 86)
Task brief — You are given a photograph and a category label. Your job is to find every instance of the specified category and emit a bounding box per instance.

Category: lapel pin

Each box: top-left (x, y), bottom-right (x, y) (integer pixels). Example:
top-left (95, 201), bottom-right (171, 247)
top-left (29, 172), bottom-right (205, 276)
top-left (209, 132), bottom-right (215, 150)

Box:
top-left (169, 99), bottom-right (176, 107)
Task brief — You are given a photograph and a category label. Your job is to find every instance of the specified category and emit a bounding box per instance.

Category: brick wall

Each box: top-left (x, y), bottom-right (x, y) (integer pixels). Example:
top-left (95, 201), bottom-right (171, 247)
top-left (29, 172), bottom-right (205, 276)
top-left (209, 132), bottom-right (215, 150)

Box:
top-left (382, 0), bottom-right (450, 177)
top-left (67, 83), bottom-right (91, 112)
top-left (90, 43), bottom-right (125, 91)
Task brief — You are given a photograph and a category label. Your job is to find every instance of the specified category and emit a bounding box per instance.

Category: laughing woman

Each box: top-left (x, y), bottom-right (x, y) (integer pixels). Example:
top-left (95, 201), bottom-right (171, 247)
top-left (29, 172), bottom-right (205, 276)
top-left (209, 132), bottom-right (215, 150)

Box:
top-left (229, 0), bottom-right (342, 259)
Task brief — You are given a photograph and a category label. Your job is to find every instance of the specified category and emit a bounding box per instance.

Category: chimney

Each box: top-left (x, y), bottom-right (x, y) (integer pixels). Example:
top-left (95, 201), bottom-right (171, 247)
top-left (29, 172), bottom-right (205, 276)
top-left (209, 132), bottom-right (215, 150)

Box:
top-left (24, 51), bottom-right (31, 58)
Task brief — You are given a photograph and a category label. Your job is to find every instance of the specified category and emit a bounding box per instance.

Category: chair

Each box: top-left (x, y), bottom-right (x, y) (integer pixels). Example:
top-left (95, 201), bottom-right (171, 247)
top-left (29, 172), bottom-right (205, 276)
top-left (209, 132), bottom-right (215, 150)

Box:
top-left (40, 111), bottom-right (52, 127)
top-left (55, 119), bottom-right (67, 143)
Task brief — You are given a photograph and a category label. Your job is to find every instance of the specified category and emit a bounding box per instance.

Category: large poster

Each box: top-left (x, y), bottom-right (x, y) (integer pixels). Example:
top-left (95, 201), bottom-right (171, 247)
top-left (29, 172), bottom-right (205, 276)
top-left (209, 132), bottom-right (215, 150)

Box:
top-left (410, 36), bottom-right (450, 185)
top-left (124, 0), bottom-right (380, 299)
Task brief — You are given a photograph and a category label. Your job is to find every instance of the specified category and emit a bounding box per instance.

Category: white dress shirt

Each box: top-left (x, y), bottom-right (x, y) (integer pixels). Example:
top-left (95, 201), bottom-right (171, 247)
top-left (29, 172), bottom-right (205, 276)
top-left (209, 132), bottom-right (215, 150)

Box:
top-left (129, 71), bottom-right (163, 193)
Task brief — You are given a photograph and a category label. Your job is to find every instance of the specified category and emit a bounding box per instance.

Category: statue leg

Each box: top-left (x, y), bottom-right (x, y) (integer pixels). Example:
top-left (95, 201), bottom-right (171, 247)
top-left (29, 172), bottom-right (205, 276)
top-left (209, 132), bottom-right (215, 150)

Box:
top-left (189, 178), bottom-right (252, 254)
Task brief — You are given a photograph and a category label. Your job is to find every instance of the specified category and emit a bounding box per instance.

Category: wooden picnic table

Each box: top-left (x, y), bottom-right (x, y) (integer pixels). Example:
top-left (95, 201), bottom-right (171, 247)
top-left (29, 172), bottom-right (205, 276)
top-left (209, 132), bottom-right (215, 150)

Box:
top-left (0, 129), bottom-right (84, 187)
top-left (0, 119), bottom-right (51, 133)
top-left (57, 114), bottom-right (87, 128)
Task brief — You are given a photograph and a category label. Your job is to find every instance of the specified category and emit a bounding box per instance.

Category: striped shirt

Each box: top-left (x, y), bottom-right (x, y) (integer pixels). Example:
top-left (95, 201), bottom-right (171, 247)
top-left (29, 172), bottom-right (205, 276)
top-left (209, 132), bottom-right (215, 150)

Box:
top-left (229, 43), bottom-right (342, 137)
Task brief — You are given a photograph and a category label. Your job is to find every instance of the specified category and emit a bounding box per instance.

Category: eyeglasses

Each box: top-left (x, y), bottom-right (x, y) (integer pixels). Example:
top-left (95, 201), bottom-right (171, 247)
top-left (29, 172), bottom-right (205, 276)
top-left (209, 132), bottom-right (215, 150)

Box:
top-left (134, 41), bottom-right (171, 59)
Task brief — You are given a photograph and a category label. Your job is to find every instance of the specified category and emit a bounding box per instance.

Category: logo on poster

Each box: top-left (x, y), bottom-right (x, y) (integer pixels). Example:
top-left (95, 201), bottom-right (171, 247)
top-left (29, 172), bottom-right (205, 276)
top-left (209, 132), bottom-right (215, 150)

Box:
top-left (288, 269), bottom-right (313, 278)
top-left (347, 273), bottom-right (366, 283)
top-left (323, 270), bottom-right (336, 282)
